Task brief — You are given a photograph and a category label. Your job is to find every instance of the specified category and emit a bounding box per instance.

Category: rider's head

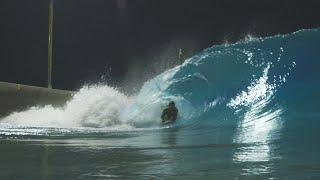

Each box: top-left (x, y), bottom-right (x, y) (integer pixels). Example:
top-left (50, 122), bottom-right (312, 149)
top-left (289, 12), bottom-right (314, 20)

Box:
top-left (169, 101), bottom-right (175, 107)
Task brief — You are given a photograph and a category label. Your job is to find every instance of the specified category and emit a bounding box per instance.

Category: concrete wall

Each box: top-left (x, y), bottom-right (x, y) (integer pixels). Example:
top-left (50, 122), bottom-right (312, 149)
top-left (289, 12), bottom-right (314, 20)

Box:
top-left (0, 82), bottom-right (73, 118)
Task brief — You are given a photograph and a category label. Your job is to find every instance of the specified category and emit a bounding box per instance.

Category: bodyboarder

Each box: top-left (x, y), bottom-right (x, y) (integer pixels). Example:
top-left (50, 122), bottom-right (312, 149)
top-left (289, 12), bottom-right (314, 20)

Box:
top-left (161, 101), bottom-right (178, 124)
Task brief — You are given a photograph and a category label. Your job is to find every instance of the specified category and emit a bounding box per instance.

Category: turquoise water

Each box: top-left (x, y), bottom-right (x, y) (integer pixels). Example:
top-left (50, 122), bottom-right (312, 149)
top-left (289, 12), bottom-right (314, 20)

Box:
top-left (1, 28), bottom-right (320, 179)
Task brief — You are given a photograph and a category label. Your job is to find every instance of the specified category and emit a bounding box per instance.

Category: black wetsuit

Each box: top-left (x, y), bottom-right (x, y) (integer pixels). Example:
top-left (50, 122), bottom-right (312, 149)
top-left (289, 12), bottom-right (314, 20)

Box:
top-left (161, 106), bottom-right (178, 123)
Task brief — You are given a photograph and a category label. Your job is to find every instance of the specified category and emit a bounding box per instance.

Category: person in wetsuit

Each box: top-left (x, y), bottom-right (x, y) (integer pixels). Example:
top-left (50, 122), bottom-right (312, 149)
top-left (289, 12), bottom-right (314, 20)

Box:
top-left (161, 101), bottom-right (178, 123)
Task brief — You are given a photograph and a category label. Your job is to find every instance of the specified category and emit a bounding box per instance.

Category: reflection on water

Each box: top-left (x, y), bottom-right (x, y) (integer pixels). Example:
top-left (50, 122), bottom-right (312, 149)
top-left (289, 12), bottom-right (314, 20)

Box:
top-left (233, 97), bottom-right (283, 175)
top-left (161, 128), bottom-right (178, 146)
top-left (42, 145), bottom-right (50, 180)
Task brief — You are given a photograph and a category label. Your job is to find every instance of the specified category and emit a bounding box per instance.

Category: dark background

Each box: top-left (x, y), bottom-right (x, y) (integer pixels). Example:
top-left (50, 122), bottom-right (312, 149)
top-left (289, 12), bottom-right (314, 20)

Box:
top-left (0, 0), bottom-right (319, 93)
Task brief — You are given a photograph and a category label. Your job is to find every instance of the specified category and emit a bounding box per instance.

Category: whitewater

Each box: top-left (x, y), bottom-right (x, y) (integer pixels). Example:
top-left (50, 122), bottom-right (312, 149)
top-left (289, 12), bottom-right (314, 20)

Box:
top-left (0, 28), bottom-right (319, 179)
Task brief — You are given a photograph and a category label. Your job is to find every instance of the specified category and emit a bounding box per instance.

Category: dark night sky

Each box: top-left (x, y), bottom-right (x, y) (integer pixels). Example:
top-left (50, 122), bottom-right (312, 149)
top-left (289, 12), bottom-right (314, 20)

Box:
top-left (0, 0), bottom-right (319, 92)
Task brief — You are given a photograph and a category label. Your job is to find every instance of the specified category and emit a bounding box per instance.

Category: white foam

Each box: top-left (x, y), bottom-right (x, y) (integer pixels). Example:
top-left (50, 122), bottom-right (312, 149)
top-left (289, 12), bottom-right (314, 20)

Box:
top-left (1, 85), bottom-right (129, 128)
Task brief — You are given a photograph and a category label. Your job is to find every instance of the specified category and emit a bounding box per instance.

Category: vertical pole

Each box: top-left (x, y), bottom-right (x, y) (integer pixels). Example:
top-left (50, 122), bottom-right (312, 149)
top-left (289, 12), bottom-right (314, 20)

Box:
top-left (48, 0), bottom-right (54, 88)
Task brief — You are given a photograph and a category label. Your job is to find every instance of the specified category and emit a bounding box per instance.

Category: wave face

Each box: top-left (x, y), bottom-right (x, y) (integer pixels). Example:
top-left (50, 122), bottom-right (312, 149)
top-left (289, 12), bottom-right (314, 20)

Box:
top-left (1, 28), bottom-right (320, 178)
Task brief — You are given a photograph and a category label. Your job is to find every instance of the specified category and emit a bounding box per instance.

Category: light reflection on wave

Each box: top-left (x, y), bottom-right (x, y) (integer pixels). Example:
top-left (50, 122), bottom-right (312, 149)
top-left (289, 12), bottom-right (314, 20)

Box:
top-left (233, 96), bottom-right (283, 163)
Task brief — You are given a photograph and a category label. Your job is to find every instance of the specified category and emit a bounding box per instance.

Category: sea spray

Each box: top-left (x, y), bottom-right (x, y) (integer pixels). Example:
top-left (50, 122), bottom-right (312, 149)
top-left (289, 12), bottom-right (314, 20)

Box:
top-left (1, 85), bottom-right (129, 128)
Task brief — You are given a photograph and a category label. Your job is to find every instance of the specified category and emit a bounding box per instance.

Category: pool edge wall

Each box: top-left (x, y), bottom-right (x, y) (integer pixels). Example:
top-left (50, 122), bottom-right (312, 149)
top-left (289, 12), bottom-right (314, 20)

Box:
top-left (0, 82), bottom-right (73, 118)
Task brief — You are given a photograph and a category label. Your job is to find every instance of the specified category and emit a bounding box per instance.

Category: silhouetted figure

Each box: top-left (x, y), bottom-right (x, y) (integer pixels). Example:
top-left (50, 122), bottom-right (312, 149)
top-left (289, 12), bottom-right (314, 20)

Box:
top-left (178, 48), bottom-right (185, 63)
top-left (161, 101), bottom-right (178, 124)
